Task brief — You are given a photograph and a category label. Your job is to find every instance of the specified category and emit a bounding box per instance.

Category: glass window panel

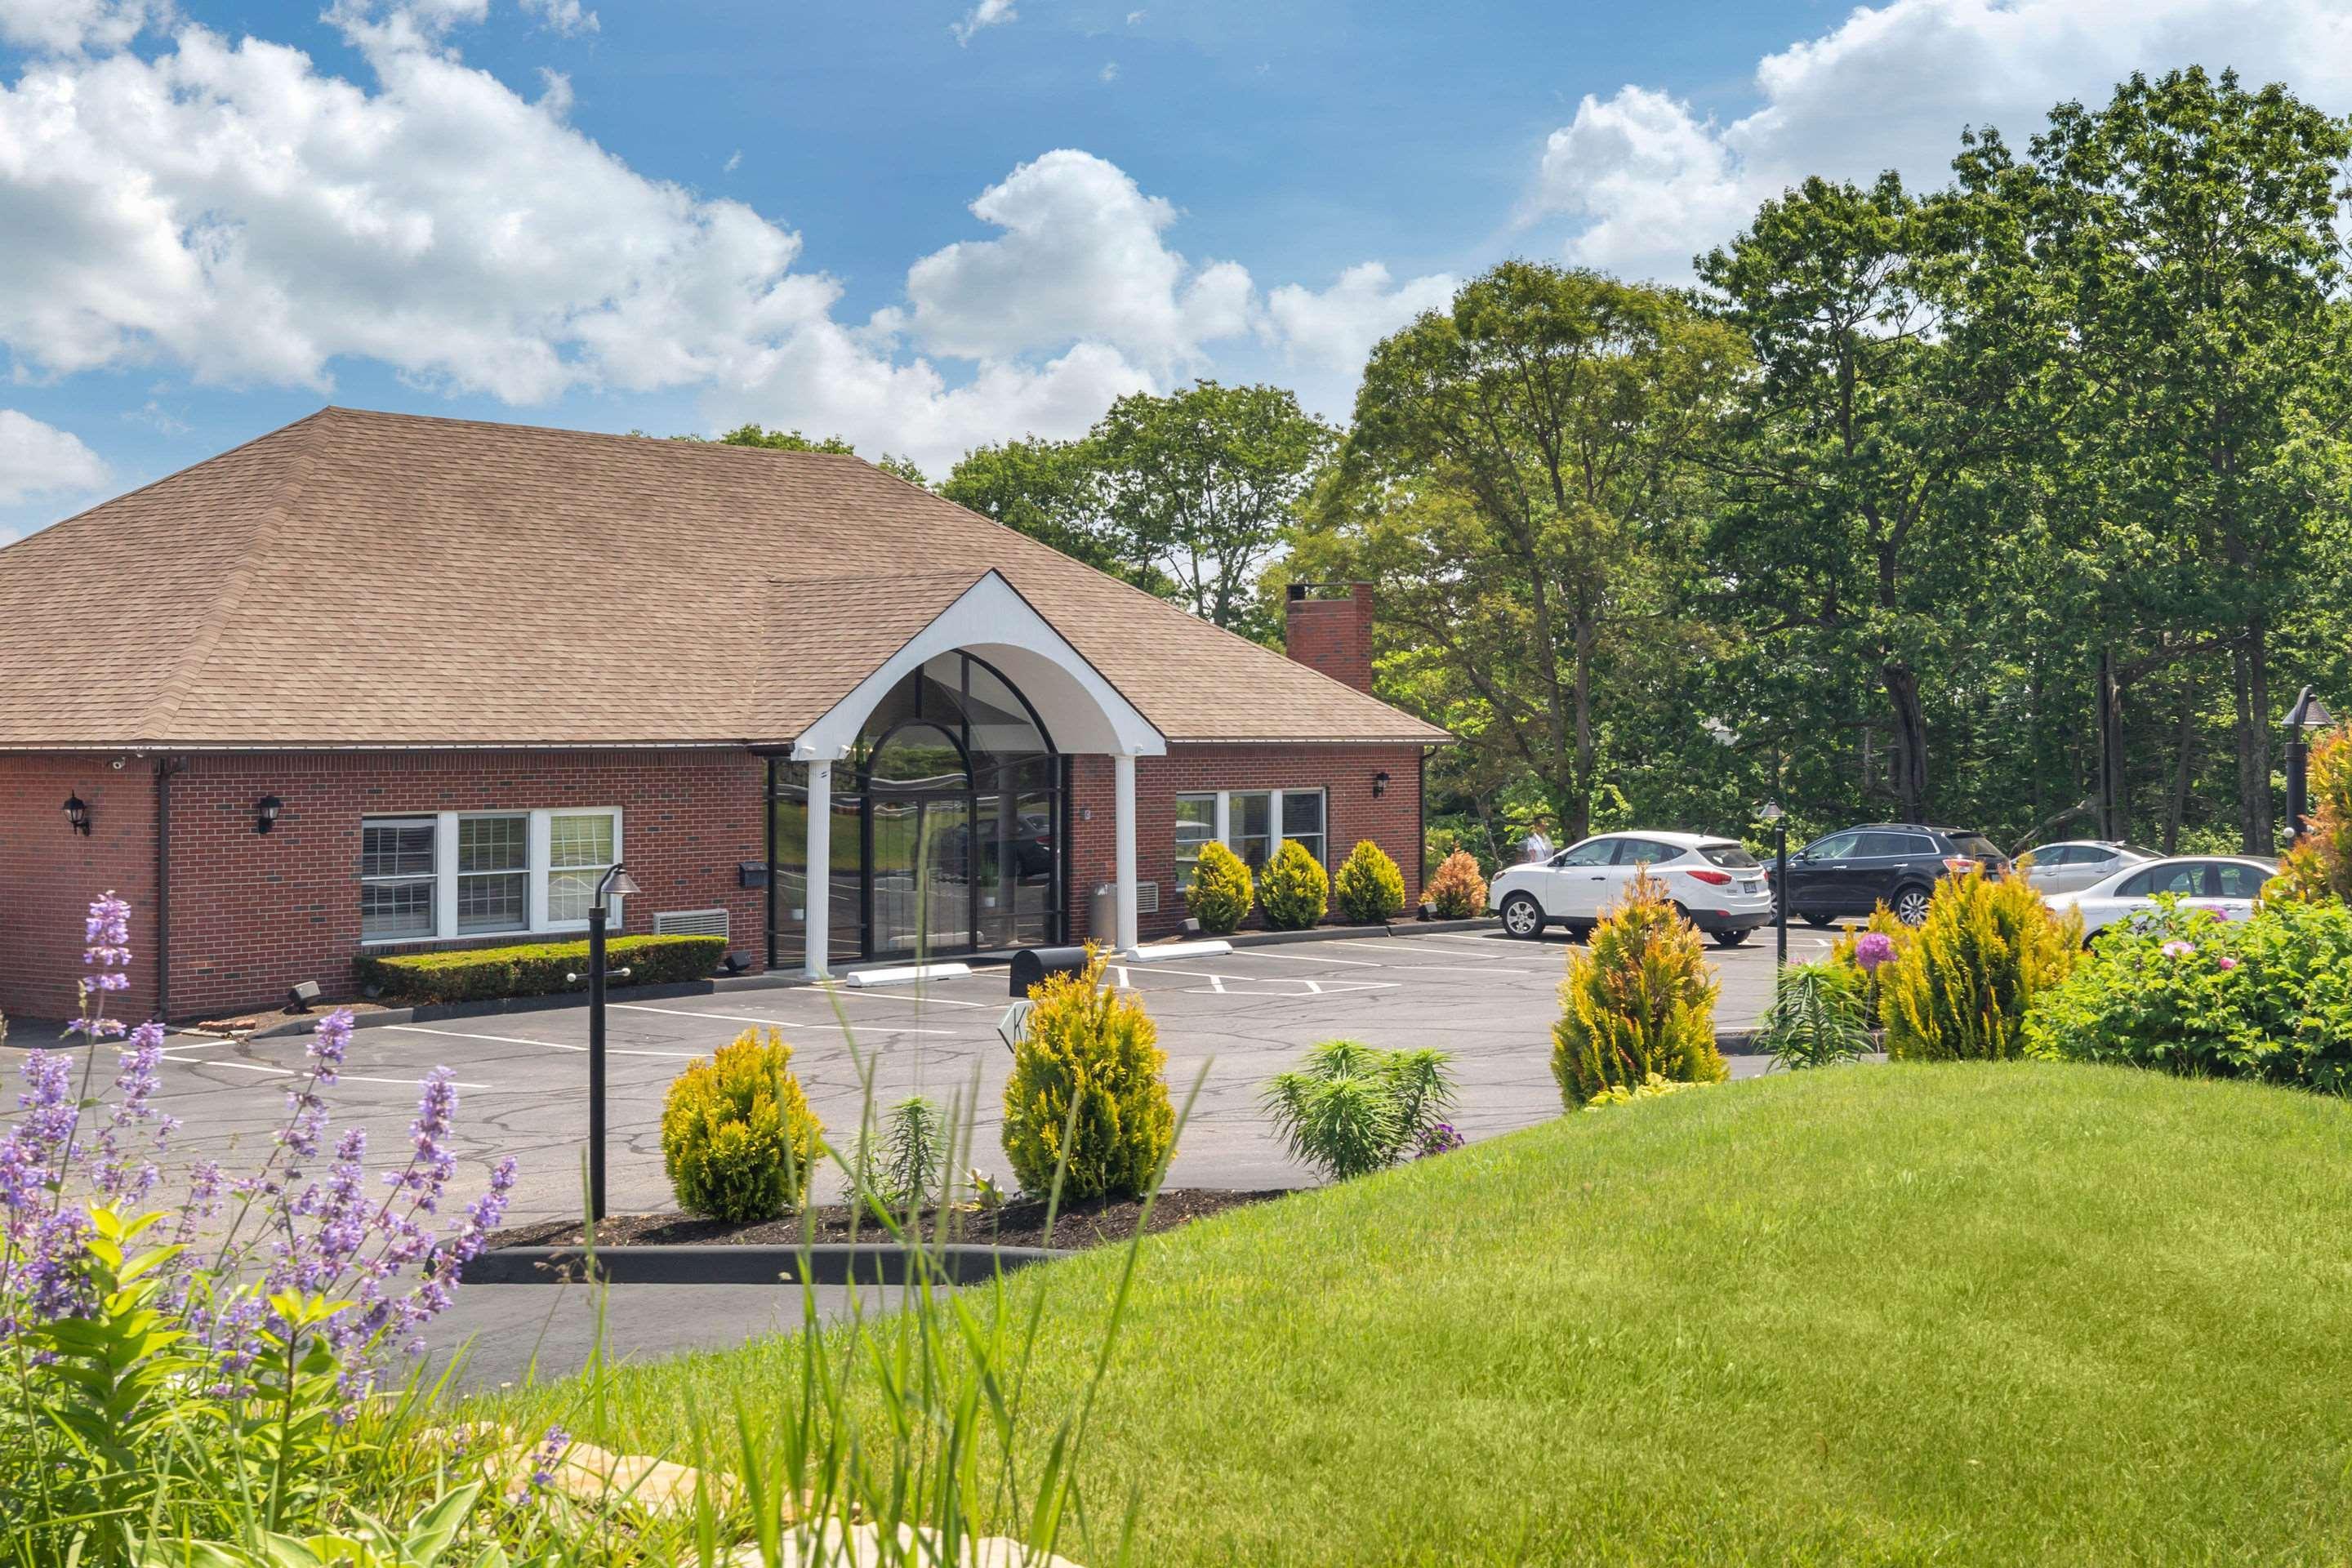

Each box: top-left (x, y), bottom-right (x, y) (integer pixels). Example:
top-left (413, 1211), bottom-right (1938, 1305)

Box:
top-left (964, 657), bottom-right (1048, 759)
top-left (361, 820), bottom-right (435, 880)
top-left (1280, 789), bottom-right (1325, 866)
top-left (550, 813), bottom-right (614, 870)
top-left (870, 722), bottom-right (968, 787)
top-left (2212, 862), bottom-right (2265, 898)
top-left (361, 877), bottom-right (435, 942)
top-left (1555, 838), bottom-right (1617, 867)
top-left (457, 872), bottom-right (527, 933)
top-left (1229, 791), bottom-right (1272, 870)
top-left (1173, 794), bottom-right (1217, 889)
top-left (458, 815), bottom-right (527, 872)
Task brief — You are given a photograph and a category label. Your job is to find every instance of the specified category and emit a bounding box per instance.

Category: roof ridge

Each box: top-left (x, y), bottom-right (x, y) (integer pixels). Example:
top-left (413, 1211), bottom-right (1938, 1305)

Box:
top-left (133, 413), bottom-right (324, 742)
top-left (310, 405), bottom-right (879, 466)
top-left (0, 408), bottom-right (334, 560)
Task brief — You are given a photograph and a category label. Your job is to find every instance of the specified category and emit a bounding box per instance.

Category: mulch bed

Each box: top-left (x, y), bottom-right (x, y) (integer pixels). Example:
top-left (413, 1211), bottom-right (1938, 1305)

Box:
top-left (487, 1187), bottom-right (1286, 1255)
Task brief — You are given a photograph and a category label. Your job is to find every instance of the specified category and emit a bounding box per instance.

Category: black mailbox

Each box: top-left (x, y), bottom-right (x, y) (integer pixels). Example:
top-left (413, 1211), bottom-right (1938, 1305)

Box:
top-left (1009, 946), bottom-right (1089, 997)
top-left (738, 861), bottom-right (768, 889)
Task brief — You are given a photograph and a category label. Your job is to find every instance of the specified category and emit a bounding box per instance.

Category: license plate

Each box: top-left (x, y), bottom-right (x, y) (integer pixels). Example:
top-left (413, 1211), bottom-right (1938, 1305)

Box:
top-left (1739, 879), bottom-right (1763, 893)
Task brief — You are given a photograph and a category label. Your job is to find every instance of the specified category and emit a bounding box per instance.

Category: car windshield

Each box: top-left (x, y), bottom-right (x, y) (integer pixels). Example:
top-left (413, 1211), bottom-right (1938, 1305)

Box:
top-left (1952, 835), bottom-right (2002, 860)
top-left (2119, 844), bottom-right (2165, 861)
top-left (1699, 842), bottom-right (1760, 869)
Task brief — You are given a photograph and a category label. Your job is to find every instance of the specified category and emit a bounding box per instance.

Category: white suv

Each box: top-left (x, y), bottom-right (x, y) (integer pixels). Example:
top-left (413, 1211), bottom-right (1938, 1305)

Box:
top-left (1488, 831), bottom-right (1773, 947)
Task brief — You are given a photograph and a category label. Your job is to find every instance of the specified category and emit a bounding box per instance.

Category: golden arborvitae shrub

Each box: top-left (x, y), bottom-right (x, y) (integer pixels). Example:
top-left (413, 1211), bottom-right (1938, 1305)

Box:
top-left (1880, 872), bottom-right (2081, 1061)
top-left (1002, 951), bottom-right (1174, 1200)
top-left (1551, 871), bottom-right (1726, 1107)
top-left (661, 1028), bottom-right (825, 1221)
top-left (1333, 839), bottom-right (1408, 924)
top-left (1185, 841), bottom-right (1254, 935)
top-left (1426, 849), bottom-right (1488, 920)
top-left (1260, 840), bottom-right (1330, 931)
top-left (2275, 721), bottom-right (2352, 903)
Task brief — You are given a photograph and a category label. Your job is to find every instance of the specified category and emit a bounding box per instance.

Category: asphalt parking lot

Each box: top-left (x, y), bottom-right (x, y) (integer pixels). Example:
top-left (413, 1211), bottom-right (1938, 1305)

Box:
top-left (69, 924), bottom-right (1836, 1228)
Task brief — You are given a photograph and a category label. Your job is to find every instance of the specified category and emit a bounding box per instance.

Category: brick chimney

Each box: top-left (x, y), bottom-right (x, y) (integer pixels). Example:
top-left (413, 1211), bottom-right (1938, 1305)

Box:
top-left (1285, 581), bottom-right (1375, 694)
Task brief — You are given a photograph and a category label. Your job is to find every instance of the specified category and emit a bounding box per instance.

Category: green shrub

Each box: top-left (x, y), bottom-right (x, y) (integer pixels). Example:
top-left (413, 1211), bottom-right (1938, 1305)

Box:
top-left (1829, 906), bottom-right (1910, 1027)
top-left (1002, 951), bottom-right (1174, 1200)
top-left (1261, 1039), bottom-right (1457, 1182)
top-left (1185, 842), bottom-right (1254, 935)
top-left (661, 1027), bottom-right (825, 1221)
top-left (2025, 897), bottom-right (2352, 1089)
top-left (1259, 840), bottom-right (1330, 930)
top-left (864, 1094), bottom-right (947, 1214)
top-left (1584, 1071), bottom-right (1712, 1110)
top-left (1426, 849), bottom-right (1488, 920)
top-left (1332, 840), bottom-right (1407, 924)
top-left (1757, 960), bottom-right (1873, 1071)
top-left (1881, 873), bottom-right (2079, 1061)
top-left (1552, 871), bottom-right (1725, 1106)
top-left (2274, 719), bottom-right (2352, 902)
top-left (355, 933), bottom-right (725, 1005)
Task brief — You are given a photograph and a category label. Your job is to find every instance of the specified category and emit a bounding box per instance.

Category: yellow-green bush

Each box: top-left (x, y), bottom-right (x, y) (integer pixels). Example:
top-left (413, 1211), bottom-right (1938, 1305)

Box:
top-left (1260, 840), bottom-right (1330, 930)
top-left (1002, 951), bottom-right (1174, 1199)
top-left (1881, 872), bottom-right (2081, 1061)
top-left (661, 1028), bottom-right (825, 1221)
top-left (1185, 841), bottom-right (1254, 935)
top-left (1584, 1072), bottom-right (1712, 1110)
top-left (2275, 720), bottom-right (2352, 902)
top-left (1552, 871), bottom-right (1725, 1107)
top-left (1333, 839), bottom-right (1407, 924)
top-left (1426, 849), bottom-right (1488, 919)
top-left (1829, 905), bottom-right (1911, 1026)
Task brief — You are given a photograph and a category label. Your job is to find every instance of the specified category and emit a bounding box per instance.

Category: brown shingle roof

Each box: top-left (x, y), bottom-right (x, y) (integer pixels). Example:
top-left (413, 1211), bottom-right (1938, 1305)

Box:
top-left (0, 408), bottom-right (1446, 751)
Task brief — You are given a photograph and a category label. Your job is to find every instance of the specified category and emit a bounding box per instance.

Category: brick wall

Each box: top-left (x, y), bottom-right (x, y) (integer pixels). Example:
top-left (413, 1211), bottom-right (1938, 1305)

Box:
top-left (0, 754), bottom-right (161, 1021)
top-left (1284, 584), bottom-right (1375, 694)
top-left (1066, 742), bottom-right (1423, 942)
top-left (1, 749), bottom-right (767, 1022)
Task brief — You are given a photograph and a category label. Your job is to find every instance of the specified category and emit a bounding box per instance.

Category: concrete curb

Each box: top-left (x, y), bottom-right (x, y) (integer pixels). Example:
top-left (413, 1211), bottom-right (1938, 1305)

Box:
top-left (1220, 917), bottom-right (1499, 950)
top-left (461, 1242), bottom-right (1073, 1287)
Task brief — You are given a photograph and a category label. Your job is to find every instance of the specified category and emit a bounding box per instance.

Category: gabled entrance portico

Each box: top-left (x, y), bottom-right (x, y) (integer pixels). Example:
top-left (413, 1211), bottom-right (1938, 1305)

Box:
top-left (772, 572), bottom-right (1164, 978)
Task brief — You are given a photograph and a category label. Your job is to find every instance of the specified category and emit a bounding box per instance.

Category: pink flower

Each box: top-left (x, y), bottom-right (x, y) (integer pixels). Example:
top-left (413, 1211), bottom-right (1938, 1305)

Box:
top-left (1855, 932), bottom-right (1897, 973)
top-left (2216, 956), bottom-right (2239, 971)
top-left (2160, 940), bottom-right (2194, 959)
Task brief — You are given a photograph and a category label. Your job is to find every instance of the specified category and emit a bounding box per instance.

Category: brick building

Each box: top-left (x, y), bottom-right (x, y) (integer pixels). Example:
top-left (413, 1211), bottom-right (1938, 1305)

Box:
top-left (0, 408), bottom-right (1446, 1022)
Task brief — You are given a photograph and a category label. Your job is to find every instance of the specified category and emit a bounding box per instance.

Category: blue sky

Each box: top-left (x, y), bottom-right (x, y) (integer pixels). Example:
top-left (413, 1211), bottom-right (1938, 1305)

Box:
top-left (2, 0), bottom-right (2350, 538)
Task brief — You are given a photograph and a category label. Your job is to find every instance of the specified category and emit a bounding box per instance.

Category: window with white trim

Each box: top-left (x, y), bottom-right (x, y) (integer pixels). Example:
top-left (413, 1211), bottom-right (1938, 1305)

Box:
top-left (359, 808), bottom-right (624, 943)
top-left (1171, 788), bottom-right (1330, 888)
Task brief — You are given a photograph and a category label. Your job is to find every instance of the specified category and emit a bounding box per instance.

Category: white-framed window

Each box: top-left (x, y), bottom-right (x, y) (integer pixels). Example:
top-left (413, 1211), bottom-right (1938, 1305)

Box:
top-left (1171, 788), bottom-right (1329, 888)
top-left (359, 808), bottom-right (624, 944)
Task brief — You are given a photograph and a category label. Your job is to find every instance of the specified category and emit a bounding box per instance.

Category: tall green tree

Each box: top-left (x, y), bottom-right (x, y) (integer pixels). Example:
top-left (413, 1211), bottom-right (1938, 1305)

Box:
top-left (1314, 263), bottom-right (1744, 839)
top-left (706, 423), bottom-right (930, 486)
top-left (937, 436), bottom-right (1171, 595)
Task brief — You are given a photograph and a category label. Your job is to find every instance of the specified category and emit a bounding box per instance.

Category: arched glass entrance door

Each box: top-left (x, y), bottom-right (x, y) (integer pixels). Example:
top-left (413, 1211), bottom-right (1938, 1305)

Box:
top-left (768, 652), bottom-right (1062, 965)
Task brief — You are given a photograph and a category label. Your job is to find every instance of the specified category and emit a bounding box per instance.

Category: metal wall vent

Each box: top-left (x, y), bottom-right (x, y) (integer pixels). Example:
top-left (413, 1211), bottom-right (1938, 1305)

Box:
top-left (653, 907), bottom-right (731, 939)
top-left (1136, 881), bottom-right (1160, 915)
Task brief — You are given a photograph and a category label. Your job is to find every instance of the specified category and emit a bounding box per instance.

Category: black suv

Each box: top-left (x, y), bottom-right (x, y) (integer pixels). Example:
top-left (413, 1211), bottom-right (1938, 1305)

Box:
top-left (1771, 823), bottom-right (2011, 927)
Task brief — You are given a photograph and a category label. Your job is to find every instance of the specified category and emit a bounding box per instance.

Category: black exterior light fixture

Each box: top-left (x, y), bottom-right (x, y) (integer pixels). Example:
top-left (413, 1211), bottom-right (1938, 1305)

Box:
top-left (63, 794), bottom-right (91, 835)
top-left (2284, 687), bottom-right (2336, 844)
top-left (254, 795), bottom-right (283, 834)
top-left (585, 862), bottom-right (643, 1225)
top-left (1372, 770), bottom-right (1391, 799)
top-left (1757, 801), bottom-right (1788, 967)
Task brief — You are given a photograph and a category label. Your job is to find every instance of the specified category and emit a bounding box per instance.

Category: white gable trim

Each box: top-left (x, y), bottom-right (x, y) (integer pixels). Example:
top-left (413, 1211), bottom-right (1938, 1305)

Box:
top-left (790, 572), bottom-right (1166, 760)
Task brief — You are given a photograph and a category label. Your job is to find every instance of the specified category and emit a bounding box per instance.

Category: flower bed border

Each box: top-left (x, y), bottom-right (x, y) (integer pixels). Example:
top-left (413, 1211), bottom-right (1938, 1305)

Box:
top-left (460, 1241), bottom-right (1071, 1287)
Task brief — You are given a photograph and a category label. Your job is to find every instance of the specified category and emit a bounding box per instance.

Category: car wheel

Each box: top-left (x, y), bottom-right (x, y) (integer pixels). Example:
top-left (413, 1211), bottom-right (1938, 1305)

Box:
top-left (1800, 911), bottom-right (1833, 929)
top-left (1712, 929), bottom-right (1751, 948)
top-left (1893, 886), bottom-right (1933, 926)
top-left (1565, 920), bottom-right (1595, 943)
top-left (1500, 893), bottom-right (1546, 939)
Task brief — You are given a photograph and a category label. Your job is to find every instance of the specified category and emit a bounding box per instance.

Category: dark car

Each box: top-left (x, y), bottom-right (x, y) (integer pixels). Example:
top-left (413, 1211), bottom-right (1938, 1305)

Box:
top-left (1770, 823), bottom-right (2011, 927)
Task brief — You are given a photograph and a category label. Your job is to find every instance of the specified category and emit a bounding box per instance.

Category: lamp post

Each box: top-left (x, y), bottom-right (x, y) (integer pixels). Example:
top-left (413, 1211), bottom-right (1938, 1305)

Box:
top-left (586, 862), bottom-right (641, 1226)
top-left (1758, 801), bottom-right (1788, 967)
top-left (2284, 687), bottom-right (2336, 846)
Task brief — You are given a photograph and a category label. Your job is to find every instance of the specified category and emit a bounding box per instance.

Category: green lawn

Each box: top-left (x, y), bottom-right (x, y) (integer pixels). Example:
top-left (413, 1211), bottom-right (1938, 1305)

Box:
top-left (492, 1063), bottom-right (2352, 1564)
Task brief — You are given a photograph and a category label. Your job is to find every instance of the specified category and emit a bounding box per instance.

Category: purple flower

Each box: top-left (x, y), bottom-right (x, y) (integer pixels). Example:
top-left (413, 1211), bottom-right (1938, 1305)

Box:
top-left (1414, 1121), bottom-right (1465, 1159)
top-left (531, 1425), bottom-right (572, 1489)
top-left (2161, 940), bottom-right (2194, 959)
top-left (68, 892), bottom-right (133, 1040)
top-left (1855, 932), bottom-right (1897, 973)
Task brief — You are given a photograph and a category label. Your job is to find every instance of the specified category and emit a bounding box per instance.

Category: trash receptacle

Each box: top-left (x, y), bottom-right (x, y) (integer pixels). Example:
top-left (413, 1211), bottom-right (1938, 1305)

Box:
top-left (1009, 946), bottom-right (1089, 997)
top-left (1089, 881), bottom-right (1117, 946)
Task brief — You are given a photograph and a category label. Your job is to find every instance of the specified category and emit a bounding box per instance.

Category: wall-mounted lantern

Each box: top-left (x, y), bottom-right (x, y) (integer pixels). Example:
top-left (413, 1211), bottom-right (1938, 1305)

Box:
top-left (1372, 770), bottom-right (1391, 799)
top-left (63, 794), bottom-right (90, 835)
top-left (255, 795), bottom-right (283, 835)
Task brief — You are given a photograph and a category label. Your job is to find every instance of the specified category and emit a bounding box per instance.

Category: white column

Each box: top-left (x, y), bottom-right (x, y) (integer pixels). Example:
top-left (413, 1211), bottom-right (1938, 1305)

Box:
top-left (1114, 752), bottom-right (1139, 954)
top-left (804, 760), bottom-right (832, 980)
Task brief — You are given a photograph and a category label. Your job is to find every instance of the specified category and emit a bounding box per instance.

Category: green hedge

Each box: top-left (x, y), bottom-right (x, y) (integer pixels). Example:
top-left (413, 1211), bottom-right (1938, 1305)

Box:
top-left (355, 933), bottom-right (728, 1005)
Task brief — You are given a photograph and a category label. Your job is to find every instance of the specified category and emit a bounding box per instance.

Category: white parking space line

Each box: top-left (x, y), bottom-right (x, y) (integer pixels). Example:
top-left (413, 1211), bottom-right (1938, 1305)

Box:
top-left (612, 1002), bottom-right (962, 1037)
top-left (817, 987), bottom-right (996, 1010)
top-left (175, 1056), bottom-right (493, 1090)
top-left (386, 1024), bottom-right (702, 1060)
top-left (1220, 947), bottom-right (1385, 968)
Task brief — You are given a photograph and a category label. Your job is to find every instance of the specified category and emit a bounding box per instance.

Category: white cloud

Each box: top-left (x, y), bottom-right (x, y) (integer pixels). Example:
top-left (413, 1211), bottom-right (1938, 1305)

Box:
top-left (521, 0), bottom-right (596, 34)
top-left (1263, 261), bottom-right (1457, 376)
top-left (0, 409), bottom-right (105, 504)
top-left (0, 0), bottom-right (158, 53)
top-left (951, 0), bottom-right (1013, 44)
top-left (1529, 0), bottom-right (2352, 282)
top-left (1099, 60), bottom-right (1118, 82)
top-left (902, 149), bottom-right (1254, 376)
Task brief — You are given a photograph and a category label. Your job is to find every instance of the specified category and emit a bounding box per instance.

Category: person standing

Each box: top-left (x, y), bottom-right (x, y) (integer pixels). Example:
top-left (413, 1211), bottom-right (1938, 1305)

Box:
top-left (1521, 818), bottom-right (1556, 863)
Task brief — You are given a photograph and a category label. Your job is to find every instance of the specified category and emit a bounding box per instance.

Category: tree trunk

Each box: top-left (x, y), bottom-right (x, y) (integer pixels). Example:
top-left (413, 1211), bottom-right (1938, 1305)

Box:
top-left (1569, 617), bottom-right (1595, 840)
top-left (1882, 661), bottom-right (1928, 822)
top-left (2233, 624), bottom-right (2274, 852)
top-left (2164, 682), bottom-right (2197, 853)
